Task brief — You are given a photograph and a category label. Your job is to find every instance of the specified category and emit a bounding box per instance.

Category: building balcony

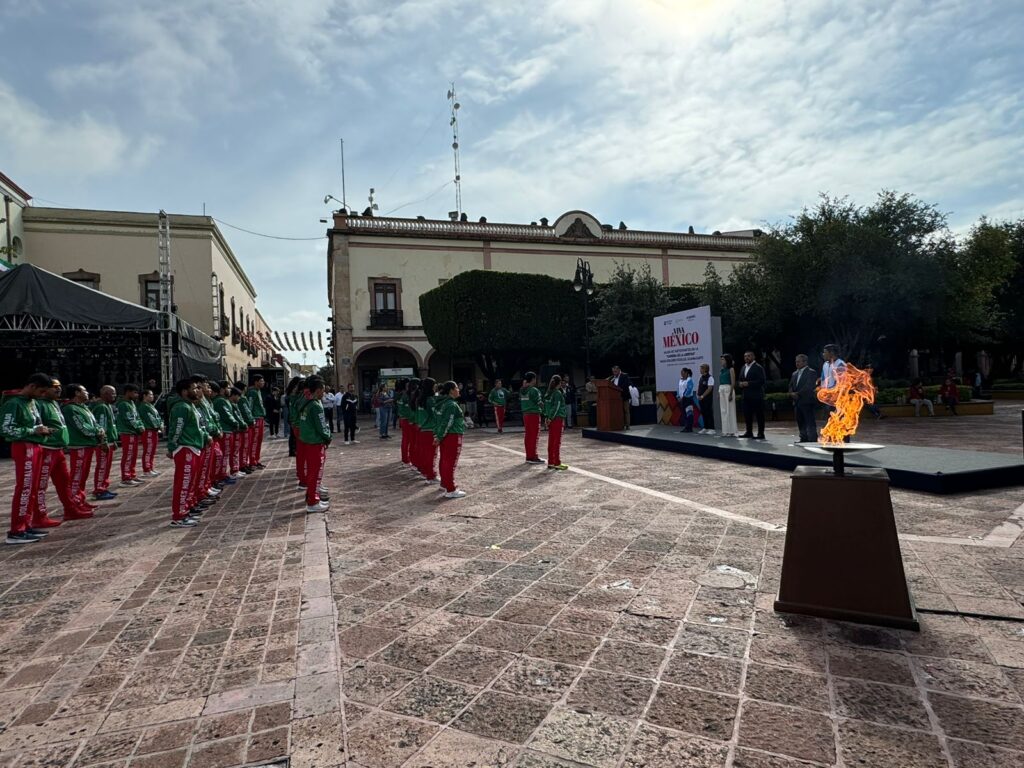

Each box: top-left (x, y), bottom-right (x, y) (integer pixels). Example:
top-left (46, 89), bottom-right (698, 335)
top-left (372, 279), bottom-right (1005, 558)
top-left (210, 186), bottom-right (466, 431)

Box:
top-left (369, 309), bottom-right (404, 329)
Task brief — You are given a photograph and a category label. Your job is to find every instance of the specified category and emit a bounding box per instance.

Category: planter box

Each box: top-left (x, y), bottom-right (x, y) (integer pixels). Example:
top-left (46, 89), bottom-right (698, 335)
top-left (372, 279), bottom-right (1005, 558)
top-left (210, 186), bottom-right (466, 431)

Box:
top-left (874, 401), bottom-right (994, 417)
top-left (990, 391), bottom-right (1024, 400)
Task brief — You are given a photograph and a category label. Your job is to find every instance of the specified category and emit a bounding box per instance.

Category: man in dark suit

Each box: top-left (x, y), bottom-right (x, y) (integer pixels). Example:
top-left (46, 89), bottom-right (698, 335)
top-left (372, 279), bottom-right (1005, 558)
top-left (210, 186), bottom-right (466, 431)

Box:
top-left (609, 365), bottom-right (631, 430)
top-left (788, 354), bottom-right (818, 442)
top-left (737, 350), bottom-right (766, 439)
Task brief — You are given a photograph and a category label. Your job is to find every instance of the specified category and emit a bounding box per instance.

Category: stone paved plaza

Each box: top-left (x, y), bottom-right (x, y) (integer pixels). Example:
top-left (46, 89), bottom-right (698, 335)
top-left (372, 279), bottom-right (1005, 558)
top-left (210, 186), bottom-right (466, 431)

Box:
top-left (1, 405), bottom-right (1023, 767)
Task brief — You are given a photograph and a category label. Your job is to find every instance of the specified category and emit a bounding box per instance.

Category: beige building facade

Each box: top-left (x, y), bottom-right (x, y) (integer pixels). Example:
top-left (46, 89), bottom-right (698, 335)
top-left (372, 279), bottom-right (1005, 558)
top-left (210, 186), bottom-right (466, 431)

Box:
top-left (327, 210), bottom-right (756, 392)
top-left (21, 207), bottom-right (275, 382)
top-left (0, 172), bottom-right (31, 267)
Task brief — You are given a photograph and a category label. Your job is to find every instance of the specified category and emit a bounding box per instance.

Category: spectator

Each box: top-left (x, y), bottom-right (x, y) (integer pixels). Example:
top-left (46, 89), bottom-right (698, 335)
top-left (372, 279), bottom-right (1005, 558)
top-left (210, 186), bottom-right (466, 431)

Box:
top-left (475, 392), bottom-right (489, 427)
top-left (341, 383), bottom-right (360, 444)
top-left (464, 381), bottom-right (478, 421)
top-left (563, 375), bottom-right (577, 428)
top-left (375, 384), bottom-right (394, 439)
top-left (972, 370), bottom-right (983, 400)
top-left (696, 363), bottom-right (715, 435)
top-left (908, 379), bottom-right (934, 417)
top-left (266, 386), bottom-right (282, 438)
top-left (940, 377), bottom-right (960, 416)
top-left (323, 388), bottom-right (337, 433)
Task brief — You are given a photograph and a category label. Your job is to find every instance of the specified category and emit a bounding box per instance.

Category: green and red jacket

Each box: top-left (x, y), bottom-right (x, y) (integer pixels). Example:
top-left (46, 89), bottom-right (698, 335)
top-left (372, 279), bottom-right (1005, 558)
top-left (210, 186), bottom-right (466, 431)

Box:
top-left (418, 395), bottom-right (438, 431)
top-left (433, 397), bottom-right (465, 439)
top-left (298, 397), bottom-right (331, 445)
top-left (544, 389), bottom-right (566, 420)
top-left (520, 386), bottom-right (543, 415)
top-left (396, 392), bottom-right (412, 421)
top-left (63, 403), bottom-right (105, 447)
top-left (245, 387), bottom-right (266, 418)
top-left (138, 402), bottom-right (164, 432)
top-left (0, 395), bottom-right (46, 444)
top-left (229, 401), bottom-right (248, 433)
top-left (236, 396), bottom-right (255, 427)
top-left (488, 387), bottom-right (508, 407)
top-left (89, 401), bottom-right (119, 444)
top-left (36, 398), bottom-right (70, 448)
top-left (115, 399), bottom-right (145, 435)
top-left (213, 396), bottom-right (241, 432)
top-left (197, 397), bottom-right (221, 438)
top-left (167, 400), bottom-right (206, 454)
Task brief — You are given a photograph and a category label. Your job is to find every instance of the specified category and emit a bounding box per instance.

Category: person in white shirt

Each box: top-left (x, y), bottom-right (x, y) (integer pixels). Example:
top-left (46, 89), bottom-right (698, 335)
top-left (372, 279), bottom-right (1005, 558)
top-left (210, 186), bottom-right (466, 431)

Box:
top-left (818, 344), bottom-right (846, 391)
top-left (322, 389), bottom-right (337, 433)
top-left (676, 368), bottom-right (696, 433)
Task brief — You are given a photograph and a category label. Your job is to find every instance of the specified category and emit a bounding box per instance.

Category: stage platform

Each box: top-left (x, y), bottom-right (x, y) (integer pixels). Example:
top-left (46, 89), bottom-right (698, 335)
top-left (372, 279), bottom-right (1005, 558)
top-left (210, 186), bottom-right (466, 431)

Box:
top-left (581, 425), bottom-right (1024, 494)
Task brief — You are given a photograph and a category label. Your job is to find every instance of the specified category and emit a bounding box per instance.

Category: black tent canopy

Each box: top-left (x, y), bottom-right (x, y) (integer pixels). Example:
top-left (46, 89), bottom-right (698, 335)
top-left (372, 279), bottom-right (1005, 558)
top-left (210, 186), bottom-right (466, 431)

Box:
top-left (0, 263), bottom-right (222, 387)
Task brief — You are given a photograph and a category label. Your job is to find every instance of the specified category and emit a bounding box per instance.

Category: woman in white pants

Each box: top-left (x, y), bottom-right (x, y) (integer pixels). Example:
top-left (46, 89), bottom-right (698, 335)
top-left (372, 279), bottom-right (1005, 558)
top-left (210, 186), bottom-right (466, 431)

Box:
top-left (717, 353), bottom-right (738, 436)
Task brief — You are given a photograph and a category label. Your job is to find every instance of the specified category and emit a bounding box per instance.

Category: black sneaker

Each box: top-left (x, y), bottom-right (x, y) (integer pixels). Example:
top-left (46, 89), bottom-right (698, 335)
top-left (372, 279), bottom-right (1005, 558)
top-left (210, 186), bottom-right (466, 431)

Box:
top-left (526, 458), bottom-right (545, 464)
top-left (170, 517), bottom-right (198, 527)
top-left (24, 528), bottom-right (51, 537)
top-left (241, 467), bottom-right (254, 474)
top-left (254, 463), bottom-right (267, 469)
top-left (5, 531), bottom-right (42, 544)
top-left (188, 507), bottom-right (204, 516)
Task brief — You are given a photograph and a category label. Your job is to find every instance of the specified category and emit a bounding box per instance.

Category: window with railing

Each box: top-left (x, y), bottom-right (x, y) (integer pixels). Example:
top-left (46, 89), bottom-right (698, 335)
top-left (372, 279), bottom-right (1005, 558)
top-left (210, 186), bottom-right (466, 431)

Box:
top-left (369, 278), bottom-right (403, 328)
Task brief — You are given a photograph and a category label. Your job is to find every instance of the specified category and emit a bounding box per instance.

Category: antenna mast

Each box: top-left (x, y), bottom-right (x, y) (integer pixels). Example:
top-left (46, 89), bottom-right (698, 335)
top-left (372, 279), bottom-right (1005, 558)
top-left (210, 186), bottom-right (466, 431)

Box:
top-left (447, 83), bottom-right (462, 218)
top-left (339, 139), bottom-right (348, 210)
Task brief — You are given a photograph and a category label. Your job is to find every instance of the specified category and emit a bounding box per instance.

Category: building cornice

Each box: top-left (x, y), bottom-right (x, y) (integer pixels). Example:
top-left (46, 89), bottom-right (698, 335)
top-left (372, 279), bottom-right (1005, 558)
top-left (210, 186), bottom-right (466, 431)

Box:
top-left (23, 207), bottom-right (258, 298)
top-left (330, 212), bottom-right (757, 253)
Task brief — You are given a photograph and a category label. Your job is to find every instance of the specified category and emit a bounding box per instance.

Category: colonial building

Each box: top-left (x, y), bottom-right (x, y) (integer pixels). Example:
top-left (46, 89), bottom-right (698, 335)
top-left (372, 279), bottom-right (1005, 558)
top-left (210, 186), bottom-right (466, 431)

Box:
top-left (0, 171), bottom-right (31, 269)
top-left (21, 207), bottom-right (275, 382)
top-left (327, 209), bottom-right (756, 391)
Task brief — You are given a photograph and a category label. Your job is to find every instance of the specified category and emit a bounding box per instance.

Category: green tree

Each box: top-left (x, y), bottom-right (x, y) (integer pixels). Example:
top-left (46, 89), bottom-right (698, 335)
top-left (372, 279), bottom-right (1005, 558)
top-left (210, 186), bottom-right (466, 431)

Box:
top-left (316, 364), bottom-right (335, 381)
top-left (988, 218), bottom-right (1024, 376)
top-left (589, 262), bottom-right (669, 378)
top-left (419, 270), bottom-right (585, 381)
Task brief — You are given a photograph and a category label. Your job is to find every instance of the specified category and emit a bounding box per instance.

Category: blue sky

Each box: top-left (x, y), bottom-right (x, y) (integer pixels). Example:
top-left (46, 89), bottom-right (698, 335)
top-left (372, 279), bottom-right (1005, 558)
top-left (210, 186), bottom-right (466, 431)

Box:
top-left (3, 0), bottom-right (1022, 366)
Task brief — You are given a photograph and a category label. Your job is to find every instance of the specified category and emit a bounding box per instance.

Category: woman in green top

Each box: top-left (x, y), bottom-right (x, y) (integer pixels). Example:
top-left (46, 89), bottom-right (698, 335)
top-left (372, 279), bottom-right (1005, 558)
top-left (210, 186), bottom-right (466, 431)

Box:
top-left (520, 372), bottom-right (544, 464)
top-left (488, 378), bottom-right (509, 433)
top-left (413, 378), bottom-right (438, 482)
top-left (139, 389), bottom-right (164, 477)
top-left (544, 375), bottom-right (568, 470)
top-left (718, 353), bottom-right (738, 437)
top-left (433, 381), bottom-right (467, 498)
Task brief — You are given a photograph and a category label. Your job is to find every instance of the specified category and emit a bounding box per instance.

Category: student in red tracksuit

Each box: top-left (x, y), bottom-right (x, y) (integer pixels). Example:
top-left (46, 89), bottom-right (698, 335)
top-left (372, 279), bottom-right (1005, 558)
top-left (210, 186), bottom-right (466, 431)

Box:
top-left (296, 376), bottom-right (331, 512)
top-left (33, 377), bottom-right (89, 527)
top-left (544, 375), bottom-right (568, 470)
top-left (394, 378), bottom-right (411, 467)
top-left (90, 386), bottom-right (120, 500)
top-left (166, 379), bottom-right (207, 527)
top-left (520, 372), bottom-right (544, 464)
top-left (488, 379), bottom-right (509, 433)
top-left (433, 381), bottom-right (467, 499)
top-left (138, 389), bottom-right (164, 477)
top-left (1, 372), bottom-right (55, 544)
top-left (413, 378), bottom-right (438, 482)
top-left (62, 383), bottom-right (103, 516)
top-left (115, 384), bottom-right (146, 485)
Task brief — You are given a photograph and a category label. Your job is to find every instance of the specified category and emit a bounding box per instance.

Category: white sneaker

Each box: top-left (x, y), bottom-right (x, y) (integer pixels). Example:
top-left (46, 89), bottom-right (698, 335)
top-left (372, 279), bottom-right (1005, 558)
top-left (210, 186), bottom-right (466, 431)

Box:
top-left (232, 472), bottom-right (245, 479)
top-left (144, 470), bottom-right (161, 477)
top-left (424, 478), bottom-right (439, 484)
top-left (207, 488), bottom-right (221, 497)
top-left (443, 489), bottom-right (467, 499)
top-left (350, 440), bottom-right (359, 444)
top-left (344, 440), bottom-right (350, 445)
top-left (305, 501), bottom-right (330, 513)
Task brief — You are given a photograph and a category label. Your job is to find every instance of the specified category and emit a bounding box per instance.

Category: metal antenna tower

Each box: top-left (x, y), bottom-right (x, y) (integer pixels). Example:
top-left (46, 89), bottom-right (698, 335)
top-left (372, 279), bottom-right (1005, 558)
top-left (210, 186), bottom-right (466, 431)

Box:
top-left (447, 83), bottom-right (462, 218)
top-left (157, 210), bottom-right (174, 395)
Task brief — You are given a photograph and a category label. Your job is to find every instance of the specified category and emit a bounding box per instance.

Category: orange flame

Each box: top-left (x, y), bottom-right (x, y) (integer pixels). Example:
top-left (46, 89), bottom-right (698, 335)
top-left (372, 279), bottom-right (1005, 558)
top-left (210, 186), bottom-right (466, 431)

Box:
top-left (816, 362), bottom-right (876, 445)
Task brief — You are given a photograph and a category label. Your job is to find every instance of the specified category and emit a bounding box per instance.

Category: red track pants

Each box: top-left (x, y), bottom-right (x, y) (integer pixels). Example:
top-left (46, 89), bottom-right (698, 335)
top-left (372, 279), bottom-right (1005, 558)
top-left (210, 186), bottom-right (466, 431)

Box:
top-left (547, 417), bottom-right (564, 467)
top-left (439, 433), bottom-right (463, 493)
top-left (120, 433), bottom-right (140, 481)
top-left (36, 447), bottom-right (79, 522)
top-left (251, 418), bottom-right (265, 465)
top-left (68, 447), bottom-right (95, 510)
top-left (197, 444), bottom-right (212, 498)
top-left (93, 443), bottom-right (114, 494)
top-left (141, 429), bottom-right (159, 473)
top-left (523, 413), bottom-right (541, 461)
top-left (494, 406), bottom-right (506, 431)
top-left (215, 435), bottom-right (229, 481)
top-left (298, 441), bottom-right (326, 505)
top-left (399, 418), bottom-right (411, 465)
top-left (417, 429), bottom-right (437, 479)
top-left (9, 442), bottom-right (42, 534)
top-left (293, 427), bottom-right (307, 483)
top-left (238, 429), bottom-right (251, 470)
top-left (171, 447), bottom-right (202, 520)
top-left (225, 433), bottom-right (238, 475)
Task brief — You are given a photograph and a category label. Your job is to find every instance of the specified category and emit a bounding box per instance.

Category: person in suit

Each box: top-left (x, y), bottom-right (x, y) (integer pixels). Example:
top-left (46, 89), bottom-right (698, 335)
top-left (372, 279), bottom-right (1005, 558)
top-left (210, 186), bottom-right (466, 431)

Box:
top-left (789, 354), bottom-right (818, 442)
top-left (737, 350), bottom-right (766, 439)
top-left (608, 365), bottom-right (632, 430)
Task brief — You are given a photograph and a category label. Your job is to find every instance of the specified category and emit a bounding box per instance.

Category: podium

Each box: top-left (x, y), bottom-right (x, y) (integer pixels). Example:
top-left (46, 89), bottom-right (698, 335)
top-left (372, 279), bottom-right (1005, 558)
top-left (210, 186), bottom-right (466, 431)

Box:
top-left (595, 380), bottom-right (625, 431)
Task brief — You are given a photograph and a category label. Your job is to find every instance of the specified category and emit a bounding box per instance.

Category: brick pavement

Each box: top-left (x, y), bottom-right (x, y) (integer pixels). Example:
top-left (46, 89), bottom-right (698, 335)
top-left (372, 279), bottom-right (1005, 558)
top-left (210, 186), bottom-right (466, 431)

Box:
top-left (0, 406), bottom-right (1022, 767)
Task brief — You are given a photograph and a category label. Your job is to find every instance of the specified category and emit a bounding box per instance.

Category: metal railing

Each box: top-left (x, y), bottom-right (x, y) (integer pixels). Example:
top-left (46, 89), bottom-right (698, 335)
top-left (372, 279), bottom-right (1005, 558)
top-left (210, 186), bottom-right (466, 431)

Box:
top-left (370, 309), bottom-right (404, 328)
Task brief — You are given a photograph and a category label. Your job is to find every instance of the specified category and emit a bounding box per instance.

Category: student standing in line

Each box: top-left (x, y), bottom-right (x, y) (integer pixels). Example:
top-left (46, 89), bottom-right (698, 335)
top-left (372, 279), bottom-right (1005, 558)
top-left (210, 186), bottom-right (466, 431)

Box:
top-left (288, 378), bottom-right (308, 482)
top-left (1, 372), bottom-right (54, 544)
top-left (138, 389), bottom-right (164, 477)
top-left (395, 379), bottom-right (412, 466)
top-left (544, 374), bottom-right (568, 470)
top-left (115, 384), bottom-right (146, 486)
top-left (62, 383), bottom-right (103, 516)
top-left (33, 377), bottom-right (89, 527)
top-left (245, 374), bottom-right (268, 468)
top-left (297, 376), bottom-right (331, 513)
top-left (488, 378), bottom-right (508, 433)
top-left (166, 378), bottom-right (206, 527)
top-left (209, 382), bottom-right (239, 484)
top-left (433, 381), bottom-right (467, 498)
top-left (234, 380), bottom-right (256, 472)
top-left (520, 372), bottom-right (544, 464)
top-left (90, 385), bottom-right (120, 500)
top-left (415, 378), bottom-right (439, 482)
top-left (226, 388), bottom-right (248, 479)
top-left (196, 379), bottom-right (224, 503)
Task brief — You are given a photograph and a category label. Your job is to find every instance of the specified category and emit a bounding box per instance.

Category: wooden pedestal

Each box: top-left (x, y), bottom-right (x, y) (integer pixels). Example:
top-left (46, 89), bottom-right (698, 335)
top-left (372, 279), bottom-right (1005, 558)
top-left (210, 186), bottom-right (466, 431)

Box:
top-left (774, 466), bottom-right (919, 631)
top-left (595, 379), bottom-right (624, 432)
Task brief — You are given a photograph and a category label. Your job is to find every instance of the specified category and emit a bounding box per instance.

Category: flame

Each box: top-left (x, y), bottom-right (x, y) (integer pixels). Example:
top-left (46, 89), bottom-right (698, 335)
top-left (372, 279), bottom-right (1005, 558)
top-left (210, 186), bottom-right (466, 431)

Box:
top-left (816, 362), bottom-right (876, 445)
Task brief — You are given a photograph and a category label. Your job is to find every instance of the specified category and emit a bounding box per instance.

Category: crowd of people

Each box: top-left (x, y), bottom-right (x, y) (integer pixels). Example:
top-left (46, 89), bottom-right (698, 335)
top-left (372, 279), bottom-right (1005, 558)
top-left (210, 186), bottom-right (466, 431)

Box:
top-left (1, 372), bottom-right (271, 543)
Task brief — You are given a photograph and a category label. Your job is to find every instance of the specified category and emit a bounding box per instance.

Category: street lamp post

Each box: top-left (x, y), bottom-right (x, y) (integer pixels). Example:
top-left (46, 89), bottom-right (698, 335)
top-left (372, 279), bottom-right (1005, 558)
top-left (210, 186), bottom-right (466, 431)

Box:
top-left (573, 258), bottom-right (595, 379)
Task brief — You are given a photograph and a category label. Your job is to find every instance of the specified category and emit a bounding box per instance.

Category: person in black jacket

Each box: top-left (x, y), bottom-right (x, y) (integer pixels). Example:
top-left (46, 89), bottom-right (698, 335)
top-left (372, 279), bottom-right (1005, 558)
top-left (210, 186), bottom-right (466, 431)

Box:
top-left (788, 354), bottom-right (818, 442)
top-left (609, 365), bottom-right (632, 430)
top-left (265, 387), bottom-right (282, 437)
top-left (738, 350), bottom-right (766, 439)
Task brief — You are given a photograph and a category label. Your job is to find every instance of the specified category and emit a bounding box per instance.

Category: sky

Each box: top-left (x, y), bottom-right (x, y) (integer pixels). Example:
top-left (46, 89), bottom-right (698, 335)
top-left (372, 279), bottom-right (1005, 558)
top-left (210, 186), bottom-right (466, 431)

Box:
top-left (2, 0), bottom-right (1023, 367)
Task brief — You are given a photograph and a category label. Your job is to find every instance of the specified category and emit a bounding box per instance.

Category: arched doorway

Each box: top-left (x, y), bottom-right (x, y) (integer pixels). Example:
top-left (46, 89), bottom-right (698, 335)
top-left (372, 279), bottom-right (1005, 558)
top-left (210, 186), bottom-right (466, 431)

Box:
top-left (352, 344), bottom-right (421, 413)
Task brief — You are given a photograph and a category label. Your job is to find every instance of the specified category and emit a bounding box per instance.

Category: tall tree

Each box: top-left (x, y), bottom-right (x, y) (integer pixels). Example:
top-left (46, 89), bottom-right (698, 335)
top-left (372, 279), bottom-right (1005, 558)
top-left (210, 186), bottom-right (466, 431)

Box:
top-left (589, 262), bottom-right (670, 378)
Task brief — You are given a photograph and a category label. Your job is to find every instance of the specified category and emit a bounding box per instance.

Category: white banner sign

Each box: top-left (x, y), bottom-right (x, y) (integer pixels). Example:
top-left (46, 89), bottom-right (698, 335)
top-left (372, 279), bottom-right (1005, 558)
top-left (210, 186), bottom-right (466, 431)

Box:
top-left (654, 306), bottom-right (713, 392)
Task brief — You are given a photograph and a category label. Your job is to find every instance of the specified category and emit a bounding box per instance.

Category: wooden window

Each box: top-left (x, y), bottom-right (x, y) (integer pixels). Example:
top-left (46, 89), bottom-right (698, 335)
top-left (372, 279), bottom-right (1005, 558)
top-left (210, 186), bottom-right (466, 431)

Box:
top-left (62, 269), bottom-right (101, 290)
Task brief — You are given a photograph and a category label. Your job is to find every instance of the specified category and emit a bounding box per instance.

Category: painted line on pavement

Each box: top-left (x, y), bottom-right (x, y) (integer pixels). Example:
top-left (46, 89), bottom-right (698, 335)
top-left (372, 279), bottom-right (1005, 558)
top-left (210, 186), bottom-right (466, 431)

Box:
top-left (481, 440), bottom-right (784, 532)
